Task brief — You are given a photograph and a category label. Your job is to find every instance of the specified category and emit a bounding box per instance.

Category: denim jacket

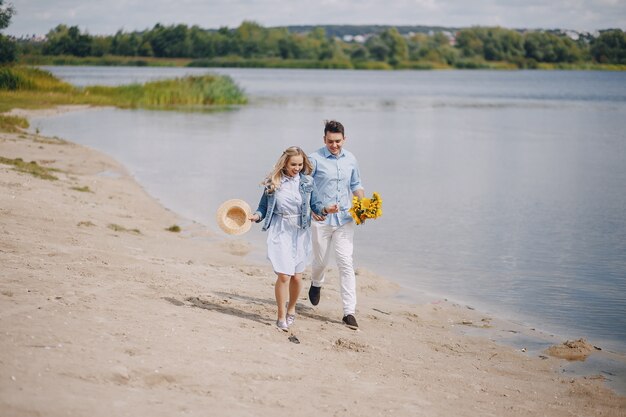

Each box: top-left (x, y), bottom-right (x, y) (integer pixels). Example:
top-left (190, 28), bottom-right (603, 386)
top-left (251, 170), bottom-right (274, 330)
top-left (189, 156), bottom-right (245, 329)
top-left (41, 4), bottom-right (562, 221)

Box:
top-left (253, 173), bottom-right (325, 231)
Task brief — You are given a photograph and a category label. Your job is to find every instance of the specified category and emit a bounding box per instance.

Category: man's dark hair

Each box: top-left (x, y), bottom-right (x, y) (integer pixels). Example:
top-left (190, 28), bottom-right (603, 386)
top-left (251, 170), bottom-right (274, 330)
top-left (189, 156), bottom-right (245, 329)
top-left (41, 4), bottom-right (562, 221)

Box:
top-left (324, 120), bottom-right (344, 137)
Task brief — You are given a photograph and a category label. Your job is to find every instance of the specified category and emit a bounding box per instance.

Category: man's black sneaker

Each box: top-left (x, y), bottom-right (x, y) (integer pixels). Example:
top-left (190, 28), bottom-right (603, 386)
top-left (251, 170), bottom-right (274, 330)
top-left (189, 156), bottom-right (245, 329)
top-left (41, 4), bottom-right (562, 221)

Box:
top-left (308, 285), bottom-right (321, 306)
top-left (342, 314), bottom-right (359, 330)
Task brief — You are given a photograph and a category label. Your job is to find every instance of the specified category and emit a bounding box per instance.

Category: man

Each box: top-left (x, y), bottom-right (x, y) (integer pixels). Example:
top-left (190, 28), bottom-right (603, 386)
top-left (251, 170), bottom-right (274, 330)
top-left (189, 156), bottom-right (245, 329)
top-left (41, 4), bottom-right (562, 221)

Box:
top-left (308, 120), bottom-right (365, 329)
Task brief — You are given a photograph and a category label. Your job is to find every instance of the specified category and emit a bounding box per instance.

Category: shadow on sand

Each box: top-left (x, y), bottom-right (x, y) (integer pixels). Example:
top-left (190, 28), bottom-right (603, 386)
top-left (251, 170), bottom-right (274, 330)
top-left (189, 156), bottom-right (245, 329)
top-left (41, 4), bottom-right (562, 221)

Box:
top-left (162, 292), bottom-right (342, 326)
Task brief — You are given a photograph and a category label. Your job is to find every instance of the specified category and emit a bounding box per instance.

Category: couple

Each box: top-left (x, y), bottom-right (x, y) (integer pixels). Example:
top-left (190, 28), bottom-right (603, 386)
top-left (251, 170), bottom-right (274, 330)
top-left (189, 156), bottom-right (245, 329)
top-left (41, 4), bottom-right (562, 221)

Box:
top-left (248, 120), bottom-right (365, 332)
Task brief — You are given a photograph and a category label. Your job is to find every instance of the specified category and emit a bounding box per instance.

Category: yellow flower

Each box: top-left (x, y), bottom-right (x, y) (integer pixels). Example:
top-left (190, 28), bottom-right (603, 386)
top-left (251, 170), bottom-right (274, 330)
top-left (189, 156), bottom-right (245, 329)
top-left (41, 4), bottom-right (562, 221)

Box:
top-left (350, 192), bottom-right (382, 225)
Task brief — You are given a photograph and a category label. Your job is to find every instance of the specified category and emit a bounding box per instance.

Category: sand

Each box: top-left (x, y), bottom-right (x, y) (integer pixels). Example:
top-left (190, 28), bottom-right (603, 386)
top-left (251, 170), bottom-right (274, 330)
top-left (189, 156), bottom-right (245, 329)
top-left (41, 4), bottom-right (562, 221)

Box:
top-left (1, 110), bottom-right (625, 416)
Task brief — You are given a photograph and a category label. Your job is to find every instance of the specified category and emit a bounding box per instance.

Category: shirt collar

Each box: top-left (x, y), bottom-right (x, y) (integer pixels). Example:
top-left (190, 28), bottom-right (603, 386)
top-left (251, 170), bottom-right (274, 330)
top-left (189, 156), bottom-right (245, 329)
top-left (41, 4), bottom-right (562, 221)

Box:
top-left (323, 147), bottom-right (345, 159)
top-left (281, 174), bottom-right (299, 183)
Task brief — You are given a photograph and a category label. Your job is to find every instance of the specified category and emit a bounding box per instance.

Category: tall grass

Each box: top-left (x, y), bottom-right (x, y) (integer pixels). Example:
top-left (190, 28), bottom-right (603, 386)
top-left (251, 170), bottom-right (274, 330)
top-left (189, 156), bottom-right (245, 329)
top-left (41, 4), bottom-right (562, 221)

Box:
top-left (188, 57), bottom-right (353, 69)
top-left (19, 54), bottom-right (193, 67)
top-left (536, 62), bottom-right (626, 71)
top-left (0, 66), bottom-right (74, 92)
top-left (85, 75), bottom-right (247, 108)
top-left (0, 66), bottom-right (247, 112)
top-left (0, 115), bottom-right (29, 132)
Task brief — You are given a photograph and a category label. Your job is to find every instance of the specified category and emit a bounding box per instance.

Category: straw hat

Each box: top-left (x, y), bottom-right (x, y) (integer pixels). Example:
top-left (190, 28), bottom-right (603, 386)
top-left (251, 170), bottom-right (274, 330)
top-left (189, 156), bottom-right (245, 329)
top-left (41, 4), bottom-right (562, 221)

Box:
top-left (216, 199), bottom-right (252, 235)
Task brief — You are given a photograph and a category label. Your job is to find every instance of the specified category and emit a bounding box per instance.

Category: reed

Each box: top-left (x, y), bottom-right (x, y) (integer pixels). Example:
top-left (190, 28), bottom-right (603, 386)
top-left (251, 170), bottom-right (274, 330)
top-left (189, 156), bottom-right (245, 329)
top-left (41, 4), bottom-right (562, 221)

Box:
top-left (395, 60), bottom-right (451, 70)
top-left (85, 75), bottom-right (247, 108)
top-left (536, 62), bottom-right (626, 71)
top-left (188, 57), bottom-right (353, 69)
top-left (0, 66), bottom-right (73, 92)
top-left (0, 66), bottom-right (247, 112)
top-left (19, 54), bottom-right (192, 67)
top-left (352, 61), bottom-right (393, 70)
top-left (0, 114), bottom-right (29, 132)
top-left (139, 75), bottom-right (247, 106)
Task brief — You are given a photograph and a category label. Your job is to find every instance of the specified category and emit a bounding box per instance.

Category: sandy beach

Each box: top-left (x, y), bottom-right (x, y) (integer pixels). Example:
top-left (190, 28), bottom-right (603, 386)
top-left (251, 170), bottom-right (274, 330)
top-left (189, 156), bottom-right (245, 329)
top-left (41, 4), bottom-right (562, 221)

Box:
top-left (1, 109), bottom-right (625, 416)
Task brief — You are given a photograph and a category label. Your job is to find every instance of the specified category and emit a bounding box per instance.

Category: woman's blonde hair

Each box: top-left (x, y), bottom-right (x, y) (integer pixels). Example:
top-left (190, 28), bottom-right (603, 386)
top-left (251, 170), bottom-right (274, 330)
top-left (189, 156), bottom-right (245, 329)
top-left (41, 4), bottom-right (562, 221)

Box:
top-left (263, 146), bottom-right (313, 193)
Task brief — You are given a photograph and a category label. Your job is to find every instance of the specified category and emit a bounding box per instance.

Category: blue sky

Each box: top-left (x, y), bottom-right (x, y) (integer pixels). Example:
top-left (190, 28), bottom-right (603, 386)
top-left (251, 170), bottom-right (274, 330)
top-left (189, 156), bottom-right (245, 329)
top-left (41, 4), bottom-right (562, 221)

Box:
top-left (5, 0), bottom-right (626, 36)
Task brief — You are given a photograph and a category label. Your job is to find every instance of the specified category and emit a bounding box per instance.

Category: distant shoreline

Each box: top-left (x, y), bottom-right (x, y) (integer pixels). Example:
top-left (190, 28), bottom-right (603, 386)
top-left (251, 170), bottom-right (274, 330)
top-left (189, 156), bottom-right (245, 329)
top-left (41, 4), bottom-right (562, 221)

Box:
top-left (19, 54), bottom-right (626, 71)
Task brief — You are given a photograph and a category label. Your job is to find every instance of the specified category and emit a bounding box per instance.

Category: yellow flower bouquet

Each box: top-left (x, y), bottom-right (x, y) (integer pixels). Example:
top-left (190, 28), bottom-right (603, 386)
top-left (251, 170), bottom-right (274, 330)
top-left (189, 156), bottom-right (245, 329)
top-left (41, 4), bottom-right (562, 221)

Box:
top-left (349, 192), bottom-right (383, 225)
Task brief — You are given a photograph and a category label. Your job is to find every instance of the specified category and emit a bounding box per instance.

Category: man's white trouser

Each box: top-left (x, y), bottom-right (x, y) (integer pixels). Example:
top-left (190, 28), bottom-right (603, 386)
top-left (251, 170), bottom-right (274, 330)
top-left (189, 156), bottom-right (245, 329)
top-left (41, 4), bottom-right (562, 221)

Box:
top-left (311, 220), bottom-right (356, 316)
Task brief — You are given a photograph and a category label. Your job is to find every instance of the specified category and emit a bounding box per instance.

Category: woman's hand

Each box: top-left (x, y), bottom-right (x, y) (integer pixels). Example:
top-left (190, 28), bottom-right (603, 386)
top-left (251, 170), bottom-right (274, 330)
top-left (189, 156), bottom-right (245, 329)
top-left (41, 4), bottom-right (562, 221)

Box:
top-left (249, 213), bottom-right (260, 222)
top-left (312, 212), bottom-right (325, 221)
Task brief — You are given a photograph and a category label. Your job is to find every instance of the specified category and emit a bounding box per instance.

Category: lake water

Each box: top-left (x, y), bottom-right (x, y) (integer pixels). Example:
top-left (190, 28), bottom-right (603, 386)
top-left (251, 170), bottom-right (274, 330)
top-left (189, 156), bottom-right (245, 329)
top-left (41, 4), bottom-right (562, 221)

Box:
top-left (33, 67), bottom-right (626, 364)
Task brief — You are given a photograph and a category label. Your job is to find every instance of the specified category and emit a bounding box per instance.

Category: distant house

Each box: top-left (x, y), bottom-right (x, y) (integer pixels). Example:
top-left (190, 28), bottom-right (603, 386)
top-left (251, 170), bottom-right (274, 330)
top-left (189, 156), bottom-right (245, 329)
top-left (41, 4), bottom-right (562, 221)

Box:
top-left (341, 34), bottom-right (367, 43)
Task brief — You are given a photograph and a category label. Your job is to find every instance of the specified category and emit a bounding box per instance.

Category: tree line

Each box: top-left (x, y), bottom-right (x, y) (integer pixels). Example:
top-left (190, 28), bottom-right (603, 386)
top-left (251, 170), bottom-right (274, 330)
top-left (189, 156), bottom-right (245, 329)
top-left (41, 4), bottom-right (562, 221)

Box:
top-left (0, 0), bottom-right (16, 64)
top-left (7, 20), bottom-right (626, 68)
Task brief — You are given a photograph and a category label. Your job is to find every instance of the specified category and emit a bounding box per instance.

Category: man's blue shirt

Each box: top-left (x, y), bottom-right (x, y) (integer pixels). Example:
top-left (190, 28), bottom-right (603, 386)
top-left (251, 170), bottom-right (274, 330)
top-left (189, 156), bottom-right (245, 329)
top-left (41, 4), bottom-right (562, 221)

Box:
top-left (309, 147), bottom-right (363, 227)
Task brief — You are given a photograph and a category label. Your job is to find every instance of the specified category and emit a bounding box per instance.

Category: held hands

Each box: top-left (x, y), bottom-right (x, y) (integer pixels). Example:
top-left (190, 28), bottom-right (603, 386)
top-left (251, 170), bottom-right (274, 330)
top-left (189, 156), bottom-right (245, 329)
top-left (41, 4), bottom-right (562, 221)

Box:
top-left (252, 204), bottom-right (339, 222)
top-left (312, 212), bottom-right (325, 221)
top-left (313, 204), bottom-right (339, 221)
top-left (324, 204), bottom-right (339, 214)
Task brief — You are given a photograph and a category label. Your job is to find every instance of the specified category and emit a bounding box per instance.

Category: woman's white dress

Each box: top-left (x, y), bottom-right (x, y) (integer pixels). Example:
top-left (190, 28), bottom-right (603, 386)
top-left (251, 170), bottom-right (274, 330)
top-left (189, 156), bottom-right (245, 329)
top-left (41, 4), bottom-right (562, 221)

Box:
top-left (266, 175), bottom-right (311, 275)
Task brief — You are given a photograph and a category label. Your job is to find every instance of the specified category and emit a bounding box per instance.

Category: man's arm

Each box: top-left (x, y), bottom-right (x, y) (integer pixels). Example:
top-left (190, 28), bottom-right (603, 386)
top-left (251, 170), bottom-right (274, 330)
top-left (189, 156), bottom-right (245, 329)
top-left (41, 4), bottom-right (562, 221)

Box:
top-left (350, 155), bottom-right (364, 199)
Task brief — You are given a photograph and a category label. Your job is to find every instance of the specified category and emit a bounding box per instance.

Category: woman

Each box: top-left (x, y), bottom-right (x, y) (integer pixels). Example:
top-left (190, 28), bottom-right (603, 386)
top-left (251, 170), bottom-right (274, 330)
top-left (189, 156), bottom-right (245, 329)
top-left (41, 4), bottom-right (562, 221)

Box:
top-left (249, 146), bottom-right (338, 331)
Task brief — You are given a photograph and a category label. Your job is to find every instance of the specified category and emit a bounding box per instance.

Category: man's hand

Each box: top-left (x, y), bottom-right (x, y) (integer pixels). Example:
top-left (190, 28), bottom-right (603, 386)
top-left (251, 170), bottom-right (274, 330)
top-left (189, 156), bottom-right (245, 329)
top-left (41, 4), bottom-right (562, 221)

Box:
top-left (325, 204), bottom-right (339, 214)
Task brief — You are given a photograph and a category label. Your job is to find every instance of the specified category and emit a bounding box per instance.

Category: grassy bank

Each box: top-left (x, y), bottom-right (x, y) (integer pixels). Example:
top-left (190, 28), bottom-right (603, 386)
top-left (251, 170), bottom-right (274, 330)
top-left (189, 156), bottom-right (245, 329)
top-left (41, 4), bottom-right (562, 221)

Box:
top-left (19, 54), bottom-right (192, 67)
top-left (85, 75), bottom-right (247, 108)
top-left (0, 66), bottom-right (247, 118)
top-left (535, 62), bottom-right (626, 71)
top-left (188, 56), bottom-right (354, 69)
top-left (18, 54), bottom-right (626, 71)
top-left (188, 57), bottom-right (524, 70)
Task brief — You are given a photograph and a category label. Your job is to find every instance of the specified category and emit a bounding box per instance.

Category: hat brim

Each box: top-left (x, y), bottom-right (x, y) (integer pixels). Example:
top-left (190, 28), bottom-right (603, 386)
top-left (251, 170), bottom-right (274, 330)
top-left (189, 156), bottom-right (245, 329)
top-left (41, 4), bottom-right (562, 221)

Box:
top-left (216, 199), bottom-right (252, 235)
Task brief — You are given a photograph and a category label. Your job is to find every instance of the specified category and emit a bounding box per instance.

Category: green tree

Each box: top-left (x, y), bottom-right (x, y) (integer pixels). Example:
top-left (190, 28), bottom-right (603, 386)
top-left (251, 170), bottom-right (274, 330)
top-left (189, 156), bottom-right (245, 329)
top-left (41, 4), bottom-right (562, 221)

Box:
top-left (0, 0), bottom-right (14, 29)
top-left (277, 36), bottom-right (296, 59)
top-left (90, 36), bottom-right (111, 57)
top-left (212, 26), bottom-right (238, 57)
top-left (455, 29), bottom-right (484, 58)
top-left (111, 31), bottom-right (139, 56)
top-left (365, 35), bottom-right (390, 61)
top-left (137, 40), bottom-right (153, 57)
top-left (148, 24), bottom-right (191, 57)
top-left (0, 0), bottom-right (16, 64)
top-left (456, 27), bottom-right (524, 61)
top-left (234, 21), bottom-right (266, 58)
top-left (189, 25), bottom-right (214, 58)
top-left (304, 27), bottom-right (325, 59)
top-left (43, 25), bottom-right (93, 57)
top-left (287, 33), bottom-right (320, 59)
top-left (324, 38), bottom-right (349, 62)
top-left (379, 27), bottom-right (408, 65)
top-left (408, 32), bottom-right (458, 65)
top-left (524, 31), bottom-right (581, 63)
top-left (591, 29), bottom-right (626, 64)
top-left (349, 44), bottom-right (369, 61)
top-left (265, 27), bottom-right (290, 58)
